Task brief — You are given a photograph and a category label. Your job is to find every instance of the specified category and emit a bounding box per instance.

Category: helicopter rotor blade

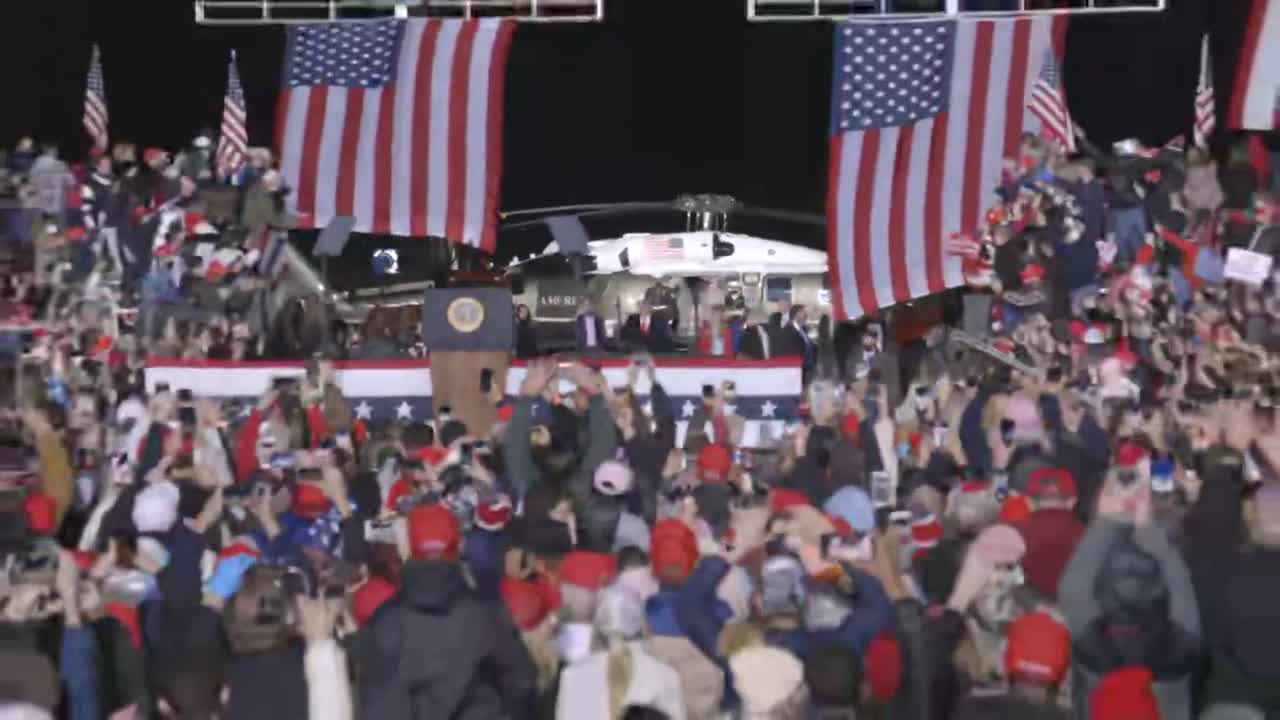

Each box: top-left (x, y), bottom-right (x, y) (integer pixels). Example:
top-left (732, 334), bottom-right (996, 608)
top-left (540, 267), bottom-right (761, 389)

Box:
top-left (499, 202), bottom-right (682, 231)
top-left (500, 201), bottom-right (673, 220)
top-left (730, 206), bottom-right (826, 226)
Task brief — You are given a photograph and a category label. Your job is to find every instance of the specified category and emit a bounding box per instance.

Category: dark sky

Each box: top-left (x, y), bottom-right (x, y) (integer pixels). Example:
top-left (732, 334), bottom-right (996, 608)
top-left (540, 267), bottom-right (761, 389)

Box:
top-left (0, 0), bottom-right (1255, 221)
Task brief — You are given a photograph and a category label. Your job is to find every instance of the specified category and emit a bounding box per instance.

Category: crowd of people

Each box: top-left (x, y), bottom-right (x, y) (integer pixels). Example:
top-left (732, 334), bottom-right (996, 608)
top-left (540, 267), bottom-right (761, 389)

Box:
top-left (0, 114), bottom-right (1279, 720)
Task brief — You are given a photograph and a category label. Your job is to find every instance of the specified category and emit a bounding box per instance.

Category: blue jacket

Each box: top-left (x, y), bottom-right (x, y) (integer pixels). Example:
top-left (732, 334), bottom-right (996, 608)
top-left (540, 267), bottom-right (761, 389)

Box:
top-left (764, 567), bottom-right (893, 660)
top-left (646, 556), bottom-right (739, 709)
top-left (463, 527), bottom-right (508, 601)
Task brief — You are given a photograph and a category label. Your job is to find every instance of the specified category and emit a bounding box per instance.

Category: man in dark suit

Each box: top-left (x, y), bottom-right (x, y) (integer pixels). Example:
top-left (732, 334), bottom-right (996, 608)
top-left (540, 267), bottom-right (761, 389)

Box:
top-left (574, 301), bottom-right (607, 355)
top-left (776, 305), bottom-right (815, 383)
top-left (737, 310), bottom-right (773, 360)
top-left (622, 301), bottom-right (677, 354)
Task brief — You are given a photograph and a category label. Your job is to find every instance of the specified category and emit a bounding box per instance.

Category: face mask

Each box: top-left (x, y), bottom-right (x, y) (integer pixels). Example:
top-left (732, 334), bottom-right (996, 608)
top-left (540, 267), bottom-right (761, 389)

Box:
top-left (896, 442), bottom-right (912, 459)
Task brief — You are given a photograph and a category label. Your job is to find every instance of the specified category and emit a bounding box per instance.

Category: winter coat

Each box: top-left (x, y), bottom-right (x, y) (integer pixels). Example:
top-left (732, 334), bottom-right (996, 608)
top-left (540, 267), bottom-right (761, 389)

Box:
top-left (1058, 519), bottom-right (1201, 720)
top-left (1184, 447), bottom-right (1280, 713)
top-left (350, 560), bottom-right (537, 720)
top-left (225, 643), bottom-right (310, 719)
top-left (555, 643), bottom-right (686, 720)
top-left (503, 393), bottom-right (616, 506)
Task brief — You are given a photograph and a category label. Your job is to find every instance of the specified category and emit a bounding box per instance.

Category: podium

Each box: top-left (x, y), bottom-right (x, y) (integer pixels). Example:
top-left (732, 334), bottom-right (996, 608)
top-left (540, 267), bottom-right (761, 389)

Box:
top-left (424, 288), bottom-right (515, 434)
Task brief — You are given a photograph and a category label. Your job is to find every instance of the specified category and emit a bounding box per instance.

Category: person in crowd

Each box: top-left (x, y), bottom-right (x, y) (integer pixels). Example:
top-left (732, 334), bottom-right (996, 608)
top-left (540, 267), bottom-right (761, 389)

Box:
top-left (351, 503), bottom-right (538, 717)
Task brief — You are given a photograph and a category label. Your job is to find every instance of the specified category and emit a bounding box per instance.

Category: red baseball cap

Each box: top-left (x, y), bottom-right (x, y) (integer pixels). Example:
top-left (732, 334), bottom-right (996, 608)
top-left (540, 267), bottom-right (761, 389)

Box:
top-left (406, 504), bottom-right (461, 560)
top-left (1005, 612), bottom-right (1071, 685)
top-left (697, 443), bottom-right (733, 482)
top-left (500, 578), bottom-right (551, 631)
top-left (353, 577), bottom-right (397, 627)
top-left (768, 488), bottom-right (812, 513)
top-left (559, 551), bottom-right (618, 591)
top-left (1090, 667), bottom-right (1160, 720)
top-left (1027, 468), bottom-right (1078, 501)
top-left (651, 519), bottom-right (699, 586)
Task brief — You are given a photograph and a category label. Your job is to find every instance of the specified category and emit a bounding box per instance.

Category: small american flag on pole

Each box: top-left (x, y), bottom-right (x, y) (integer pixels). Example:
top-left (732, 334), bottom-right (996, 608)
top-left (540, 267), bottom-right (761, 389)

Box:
top-left (217, 50), bottom-right (249, 178)
top-left (644, 236), bottom-right (685, 260)
top-left (277, 19), bottom-right (516, 251)
top-left (1194, 35), bottom-right (1215, 148)
top-left (82, 45), bottom-right (109, 155)
top-left (1028, 48), bottom-right (1076, 154)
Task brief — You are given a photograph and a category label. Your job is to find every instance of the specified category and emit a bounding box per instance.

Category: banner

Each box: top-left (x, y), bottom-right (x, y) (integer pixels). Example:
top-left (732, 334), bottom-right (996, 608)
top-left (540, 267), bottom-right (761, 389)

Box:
top-left (145, 357), bottom-right (805, 448)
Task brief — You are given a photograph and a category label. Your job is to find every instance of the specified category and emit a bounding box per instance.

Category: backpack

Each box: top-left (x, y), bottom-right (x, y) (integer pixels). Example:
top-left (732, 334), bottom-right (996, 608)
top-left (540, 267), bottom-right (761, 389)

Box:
top-left (222, 564), bottom-right (298, 655)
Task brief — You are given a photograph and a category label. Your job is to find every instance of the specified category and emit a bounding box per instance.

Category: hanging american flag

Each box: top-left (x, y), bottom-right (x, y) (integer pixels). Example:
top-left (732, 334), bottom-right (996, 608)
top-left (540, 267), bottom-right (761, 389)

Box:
top-left (1194, 36), bottom-right (1215, 148)
top-left (828, 17), bottom-right (1067, 321)
top-left (277, 19), bottom-right (515, 252)
top-left (1028, 48), bottom-right (1076, 154)
top-left (217, 50), bottom-right (249, 178)
top-left (1229, 0), bottom-right (1280, 131)
top-left (82, 45), bottom-right (109, 155)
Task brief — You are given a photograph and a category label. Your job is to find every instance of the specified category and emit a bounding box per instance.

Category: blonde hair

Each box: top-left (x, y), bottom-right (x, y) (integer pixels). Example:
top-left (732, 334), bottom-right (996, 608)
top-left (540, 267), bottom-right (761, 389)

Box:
top-left (605, 635), bottom-right (635, 719)
top-left (717, 620), bottom-right (764, 659)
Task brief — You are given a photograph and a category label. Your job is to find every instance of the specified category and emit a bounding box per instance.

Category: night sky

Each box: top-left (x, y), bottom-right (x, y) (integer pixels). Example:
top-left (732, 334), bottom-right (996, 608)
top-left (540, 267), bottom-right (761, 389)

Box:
top-left (0, 0), bottom-right (1258, 248)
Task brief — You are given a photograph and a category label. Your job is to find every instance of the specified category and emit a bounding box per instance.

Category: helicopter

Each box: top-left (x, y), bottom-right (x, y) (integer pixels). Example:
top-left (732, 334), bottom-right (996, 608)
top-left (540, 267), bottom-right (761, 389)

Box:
top-left (501, 194), bottom-right (835, 351)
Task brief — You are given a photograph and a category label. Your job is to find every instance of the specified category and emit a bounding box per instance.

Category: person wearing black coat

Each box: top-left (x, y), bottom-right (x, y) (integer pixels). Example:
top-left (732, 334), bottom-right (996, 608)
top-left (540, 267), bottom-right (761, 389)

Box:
top-left (622, 302), bottom-right (677, 354)
top-left (350, 505), bottom-right (537, 719)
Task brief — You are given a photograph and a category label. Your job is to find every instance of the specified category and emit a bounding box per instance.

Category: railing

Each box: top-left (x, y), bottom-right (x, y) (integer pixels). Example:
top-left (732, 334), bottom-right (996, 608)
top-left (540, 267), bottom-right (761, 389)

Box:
top-left (194, 0), bottom-right (603, 24)
top-left (746, 0), bottom-right (1163, 21)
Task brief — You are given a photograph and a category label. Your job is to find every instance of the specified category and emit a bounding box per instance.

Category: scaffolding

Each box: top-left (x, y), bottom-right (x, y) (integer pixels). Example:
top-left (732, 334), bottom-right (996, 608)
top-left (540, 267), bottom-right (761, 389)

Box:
top-left (194, 0), bottom-right (603, 24)
top-left (747, 0), bottom-right (1163, 21)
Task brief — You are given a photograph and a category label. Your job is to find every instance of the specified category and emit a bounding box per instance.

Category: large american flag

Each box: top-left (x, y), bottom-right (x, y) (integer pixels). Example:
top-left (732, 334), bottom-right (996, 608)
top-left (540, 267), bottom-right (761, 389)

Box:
top-left (82, 45), bottom-right (109, 155)
top-left (1194, 35), bottom-right (1215, 148)
top-left (828, 17), bottom-right (1066, 320)
top-left (1229, 0), bottom-right (1280, 130)
top-left (1028, 48), bottom-right (1076, 153)
top-left (217, 51), bottom-right (249, 178)
top-left (277, 19), bottom-right (515, 252)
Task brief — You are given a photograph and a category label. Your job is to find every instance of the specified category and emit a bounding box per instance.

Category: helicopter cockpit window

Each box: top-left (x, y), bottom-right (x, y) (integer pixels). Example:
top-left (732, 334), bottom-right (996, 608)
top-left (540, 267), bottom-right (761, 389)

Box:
top-left (765, 277), bottom-right (793, 303)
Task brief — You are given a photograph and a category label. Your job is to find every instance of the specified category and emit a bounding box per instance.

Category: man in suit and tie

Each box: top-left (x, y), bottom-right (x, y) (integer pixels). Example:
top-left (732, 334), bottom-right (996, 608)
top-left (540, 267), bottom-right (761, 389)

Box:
top-left (623, 300), bottom-right (677, 354)
top-left (575, 300), bottom-right (607, 355)
top-left (777, 304), bottom-right (815, 383)
top-left (738, 309), bottom-right (773, 360)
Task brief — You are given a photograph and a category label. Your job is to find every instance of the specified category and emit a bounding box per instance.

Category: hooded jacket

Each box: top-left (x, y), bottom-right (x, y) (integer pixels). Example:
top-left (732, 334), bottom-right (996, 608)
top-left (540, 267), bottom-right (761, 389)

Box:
top-left (1059, 519), bottom-right (1201, 720)
top-left (350, 560), bottom-right (537, 720)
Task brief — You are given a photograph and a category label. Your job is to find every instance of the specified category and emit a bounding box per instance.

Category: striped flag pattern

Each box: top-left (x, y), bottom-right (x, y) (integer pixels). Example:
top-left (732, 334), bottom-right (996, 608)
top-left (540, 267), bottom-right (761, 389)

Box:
top-left (827, 16), bottom-right (1067, 321)
top-left (276, 18), bottom-right (516, 252)
top-left (1028, 48), bottom-right (1076, 153)
top-left (82, 45), bottom-right (109, 155)
top-left (1194, 35), bottom-right (1215, 148)
top-left (217, 51), bottom-right (250, 178)
top-left (259, 232), bottom-right (290, 278)
top-left (1229, 0), bottom-right (1280, 131)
